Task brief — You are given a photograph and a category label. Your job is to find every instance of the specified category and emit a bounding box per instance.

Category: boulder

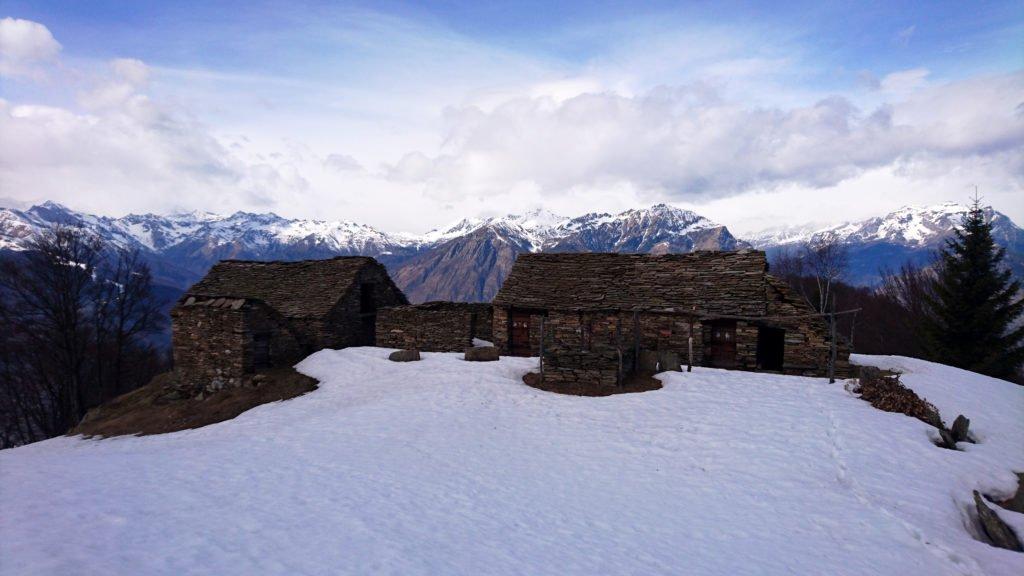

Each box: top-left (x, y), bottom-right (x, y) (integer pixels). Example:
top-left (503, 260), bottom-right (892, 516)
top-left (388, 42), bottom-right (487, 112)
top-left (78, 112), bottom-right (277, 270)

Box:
top-left (638, 350), bottom-right (660, 372)
top-left (1003, 473), bottom-right (1024, 514)
top-left (974, 490), bottom-right (1023, 551)
top-left (659, 351), bottom-right (682, 372)
top-left (388, 349), bottom-right (421, 362)
top-left (951, 415), bottom-right (971, 443)
top-left (938, 428), bottom-right (958, 450)
top-left (464, 346), bottom-right (499, 362)
top-left (858, 365), bottom-right (883, 386)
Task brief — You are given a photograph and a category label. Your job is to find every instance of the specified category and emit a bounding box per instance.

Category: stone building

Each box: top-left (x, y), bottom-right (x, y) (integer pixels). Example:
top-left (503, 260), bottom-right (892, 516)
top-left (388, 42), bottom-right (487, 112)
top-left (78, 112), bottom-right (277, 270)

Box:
top-left (172, 256), bottom-right (407, 389)
top-left (492, 251), bottom-right (850, 394)
top-left (376, 302), bottom-right (493, 352)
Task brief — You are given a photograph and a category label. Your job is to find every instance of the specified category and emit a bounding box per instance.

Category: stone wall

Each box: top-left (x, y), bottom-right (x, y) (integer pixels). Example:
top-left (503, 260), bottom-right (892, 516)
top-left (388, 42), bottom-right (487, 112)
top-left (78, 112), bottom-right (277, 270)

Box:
top-left (376, 302), bottom-right (493, 352)
top-left (325, 263), bottom-right (409, 349)
top-left (172, 305), bottom-right (247, 388)
top-left (171, 300), bottom-right (305, 393)
top-left (492, 306), bottom-right (509, 352)
top-left (763, 275), bottom-right (852, 377)
top-left (535, 310), bottom-right (707, 393)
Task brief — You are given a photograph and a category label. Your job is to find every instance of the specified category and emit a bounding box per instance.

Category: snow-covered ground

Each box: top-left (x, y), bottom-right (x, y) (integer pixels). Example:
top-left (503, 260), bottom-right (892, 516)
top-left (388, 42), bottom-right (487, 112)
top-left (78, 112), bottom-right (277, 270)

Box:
top-left (1, 349), bottom-right (1022, 576)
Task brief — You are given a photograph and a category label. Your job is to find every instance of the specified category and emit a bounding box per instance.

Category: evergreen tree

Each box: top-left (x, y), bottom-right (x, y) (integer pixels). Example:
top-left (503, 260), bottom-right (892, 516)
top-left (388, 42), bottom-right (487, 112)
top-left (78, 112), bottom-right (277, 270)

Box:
top-left (923, 200), bottom-right (1024, 380)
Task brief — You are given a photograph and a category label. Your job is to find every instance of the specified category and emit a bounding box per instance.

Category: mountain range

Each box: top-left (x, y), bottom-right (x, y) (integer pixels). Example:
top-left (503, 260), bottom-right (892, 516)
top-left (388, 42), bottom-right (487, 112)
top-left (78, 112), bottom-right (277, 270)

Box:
top-left (2, 201), bottom-right (1021, 305)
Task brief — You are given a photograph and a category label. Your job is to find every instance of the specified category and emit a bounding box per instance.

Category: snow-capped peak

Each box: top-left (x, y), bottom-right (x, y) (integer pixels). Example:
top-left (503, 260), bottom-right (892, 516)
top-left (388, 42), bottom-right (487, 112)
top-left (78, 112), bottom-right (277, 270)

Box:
top-left (748, 202), bottom-right (983, 248)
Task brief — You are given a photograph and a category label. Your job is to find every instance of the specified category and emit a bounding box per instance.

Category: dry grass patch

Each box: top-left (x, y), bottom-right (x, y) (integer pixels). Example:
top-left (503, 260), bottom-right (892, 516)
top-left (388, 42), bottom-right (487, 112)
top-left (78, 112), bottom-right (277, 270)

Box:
top-left (71, 367), bottom-right (318, 439)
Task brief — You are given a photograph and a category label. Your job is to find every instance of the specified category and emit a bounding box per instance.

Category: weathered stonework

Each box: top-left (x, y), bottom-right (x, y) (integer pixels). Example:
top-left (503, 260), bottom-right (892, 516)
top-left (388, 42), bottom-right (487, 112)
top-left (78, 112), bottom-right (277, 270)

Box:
top-left (494, 251), bottom-right (851, 394)
top-left (376, 302), bottom-right (493, 352)
top-left (171, 257), bottom-right (407, 395)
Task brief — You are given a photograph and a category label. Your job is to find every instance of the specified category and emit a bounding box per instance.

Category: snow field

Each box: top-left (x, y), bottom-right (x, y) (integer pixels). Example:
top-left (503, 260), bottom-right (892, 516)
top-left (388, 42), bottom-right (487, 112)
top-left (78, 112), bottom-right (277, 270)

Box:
top-left (0, 348), bottom-right (1021, 575)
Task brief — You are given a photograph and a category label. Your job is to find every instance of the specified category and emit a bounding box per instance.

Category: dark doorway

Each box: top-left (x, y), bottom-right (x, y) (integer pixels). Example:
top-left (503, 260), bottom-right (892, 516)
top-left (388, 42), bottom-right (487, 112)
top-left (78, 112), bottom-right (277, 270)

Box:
top-left (706, 321), bottom-right (737, 368)
top-left (359, 283), bottom-right (377, 313)
top-left (510, 311), bottom-right (532, 357)
top-left (359, 283), bottom-right (377, 345)
top-left (360, 315), bottom-right (376, 346)
top-left (252, 332), bottom-right (271, 369)
top-left (756, 327), bottom-right (785, 371)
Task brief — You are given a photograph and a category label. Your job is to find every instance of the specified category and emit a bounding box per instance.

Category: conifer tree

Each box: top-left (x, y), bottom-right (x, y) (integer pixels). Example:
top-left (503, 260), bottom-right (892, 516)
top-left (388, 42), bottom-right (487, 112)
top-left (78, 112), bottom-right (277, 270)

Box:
top-left (924, 199), bottom-right (1024, 380)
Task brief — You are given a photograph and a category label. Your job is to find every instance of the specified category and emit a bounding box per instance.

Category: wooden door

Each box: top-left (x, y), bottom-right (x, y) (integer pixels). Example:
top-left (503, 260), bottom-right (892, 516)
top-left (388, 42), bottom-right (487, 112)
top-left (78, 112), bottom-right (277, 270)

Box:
top-left (510, 312), bottom-right (532, 357)
top-left (707, 321), bottom-right (736, 368)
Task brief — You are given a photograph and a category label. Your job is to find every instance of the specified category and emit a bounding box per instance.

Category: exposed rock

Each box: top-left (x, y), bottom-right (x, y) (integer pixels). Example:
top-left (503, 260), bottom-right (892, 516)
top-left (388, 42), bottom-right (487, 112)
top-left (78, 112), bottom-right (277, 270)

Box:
top-left (464, 346), bottom-right (500, 362)
top-left (938, 429), bottom-right (958, 450)
top-left (951, 415), bottom-right (971, 443)
top-left (659, 351), bottom-right (682, 372)
top-left (389, 349), bottom-right (422, 362)
top-left (1001, 473), bottom-right (1024, 514)
top-left (638, 350), bottom-right (660, 372)
top-left (974, 490), bottom-right (1023, 552)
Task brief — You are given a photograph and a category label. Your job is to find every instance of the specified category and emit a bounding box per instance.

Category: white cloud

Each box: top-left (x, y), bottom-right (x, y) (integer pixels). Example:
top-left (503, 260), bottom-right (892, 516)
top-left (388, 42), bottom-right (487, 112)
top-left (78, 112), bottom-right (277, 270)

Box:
top-left (78, 59), bottom-right (153, 110)
top-left (895, 25), bottom-right (916, 46)
top-left (323, 153), bottom-right (363, 172)
top-left (112, 58), bottom-right (149, 86)
top-left (0, 11), bottom-right (1021, 233)
top-left (0, 17), bottom-right (61, 79)
top-left (880, 68), bottom-right (930, 94)
top-left (381, 73), bottom-right (1023, 205)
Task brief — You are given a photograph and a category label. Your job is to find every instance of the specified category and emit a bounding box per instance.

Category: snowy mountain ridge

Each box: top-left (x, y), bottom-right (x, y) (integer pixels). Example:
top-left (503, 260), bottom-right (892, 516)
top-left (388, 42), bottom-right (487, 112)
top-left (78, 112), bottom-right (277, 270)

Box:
top-left (2, 200), bottom-right (1020, 295)
top-left (0, 201), bottom-right (407, 255)
top-left (747, 202), bottom-right (1008, 248)
top-left (0, 202), bottom-right (724, 255)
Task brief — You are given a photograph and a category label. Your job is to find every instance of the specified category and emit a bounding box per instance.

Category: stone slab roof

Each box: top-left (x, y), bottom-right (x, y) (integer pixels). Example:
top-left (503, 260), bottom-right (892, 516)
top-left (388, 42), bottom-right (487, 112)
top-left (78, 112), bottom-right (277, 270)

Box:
top-left (493, 251), bottom-right (769, 317)
top-left (382, 301), bottom-right (491, 312)
top-left (180, 256), bottom-right (383, 319)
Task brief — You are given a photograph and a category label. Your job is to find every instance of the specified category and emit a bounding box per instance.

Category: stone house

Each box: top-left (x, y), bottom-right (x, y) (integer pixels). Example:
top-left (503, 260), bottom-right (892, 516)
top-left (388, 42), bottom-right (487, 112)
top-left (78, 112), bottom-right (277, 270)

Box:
top-left (492, 251), bottom-right (850, 394)
top-left (172, 257), bottom-right (407, 389)
top-left (376, 302), bottom-right (493, 352)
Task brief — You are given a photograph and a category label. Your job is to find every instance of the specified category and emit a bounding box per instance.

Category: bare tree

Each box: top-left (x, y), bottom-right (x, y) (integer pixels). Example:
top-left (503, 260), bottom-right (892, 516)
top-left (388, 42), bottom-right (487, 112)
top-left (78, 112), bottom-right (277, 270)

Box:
top-left (880, 262), bottom-right (937, 325)
top-left (771, 246), bottom-right (811, 304)
top-left (93, 248), bottom-right (166, 397)
top-left (803, 237), bottom-right (848, 313)
top-left (0, 226), bottom-right (103, 433)
top-left (0, 227), bottom-right (167, 448)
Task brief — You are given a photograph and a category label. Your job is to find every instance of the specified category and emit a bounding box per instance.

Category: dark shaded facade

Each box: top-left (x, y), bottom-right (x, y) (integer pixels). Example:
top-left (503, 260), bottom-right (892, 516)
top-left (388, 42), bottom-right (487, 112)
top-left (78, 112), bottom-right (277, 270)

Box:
top-left (493, 251), bottom-right (850, 394)
top-left (172, 257), bottom-right (407, 388)
top-left (376, 302), bottom-right (493, 352)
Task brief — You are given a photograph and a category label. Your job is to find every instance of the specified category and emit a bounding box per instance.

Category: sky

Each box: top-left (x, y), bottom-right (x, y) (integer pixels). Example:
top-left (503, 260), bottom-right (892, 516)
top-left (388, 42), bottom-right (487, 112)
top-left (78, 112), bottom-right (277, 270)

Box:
top-left (0, 1), bottom-right (1021, 235)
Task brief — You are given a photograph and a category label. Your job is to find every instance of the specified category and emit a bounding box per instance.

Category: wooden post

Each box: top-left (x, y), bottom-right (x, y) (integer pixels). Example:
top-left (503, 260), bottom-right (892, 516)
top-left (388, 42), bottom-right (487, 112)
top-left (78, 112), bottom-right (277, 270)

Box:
top-left (687, 336), bottom-right (693, 373)
top-left (827, 299), bottom-right (837, 384)
top-left (539, 315), bottom-right (546, 385)
top-left (615, 314), bottom-right (623, 387)
top-left (687, 311), bottom-right (695, 372)
top-left (632, 311), bottom-right (640, 374)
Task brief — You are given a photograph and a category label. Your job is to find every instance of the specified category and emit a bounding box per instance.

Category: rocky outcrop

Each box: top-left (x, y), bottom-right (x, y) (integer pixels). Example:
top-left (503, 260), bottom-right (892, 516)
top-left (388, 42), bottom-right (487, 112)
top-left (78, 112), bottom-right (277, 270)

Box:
top-left (974, 490), bottom-right (1023, 552)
